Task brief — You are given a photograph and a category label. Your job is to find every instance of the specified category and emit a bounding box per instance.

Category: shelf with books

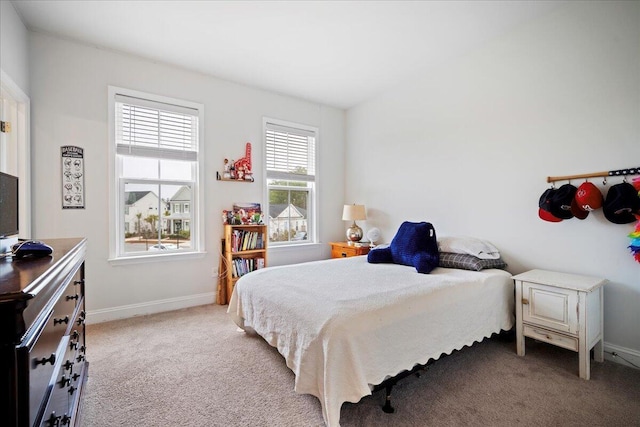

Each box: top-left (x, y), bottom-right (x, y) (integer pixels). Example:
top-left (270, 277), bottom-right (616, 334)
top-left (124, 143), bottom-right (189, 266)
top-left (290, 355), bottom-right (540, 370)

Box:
top-left (223, 224), bottom-right (267, 304)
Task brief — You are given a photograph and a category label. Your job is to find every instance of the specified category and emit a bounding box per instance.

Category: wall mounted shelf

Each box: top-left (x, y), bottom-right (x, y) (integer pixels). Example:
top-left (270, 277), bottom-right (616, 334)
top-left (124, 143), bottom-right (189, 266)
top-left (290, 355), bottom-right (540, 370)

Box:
top-left (216, 171), bottom-right (254, 182)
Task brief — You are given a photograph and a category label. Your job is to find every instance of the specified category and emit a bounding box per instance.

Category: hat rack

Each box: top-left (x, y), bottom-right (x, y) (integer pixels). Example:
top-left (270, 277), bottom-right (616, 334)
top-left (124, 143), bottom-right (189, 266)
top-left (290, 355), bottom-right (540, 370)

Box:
top-left (547, 166), bottom-right (640, 184)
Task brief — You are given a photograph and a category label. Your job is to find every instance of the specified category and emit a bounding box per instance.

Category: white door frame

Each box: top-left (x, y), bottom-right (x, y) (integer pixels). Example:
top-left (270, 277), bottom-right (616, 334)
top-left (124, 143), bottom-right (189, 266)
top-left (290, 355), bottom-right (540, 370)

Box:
top-left (1, 69), bottom-right (31, 238)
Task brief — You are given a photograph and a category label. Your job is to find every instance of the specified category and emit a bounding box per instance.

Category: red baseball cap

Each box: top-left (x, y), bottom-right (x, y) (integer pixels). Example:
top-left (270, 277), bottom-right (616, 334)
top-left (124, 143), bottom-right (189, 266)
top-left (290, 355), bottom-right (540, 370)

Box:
top-left (571, 197), bottom-right (589, 219)
top-left (575, 182), bottom-right (603, 211)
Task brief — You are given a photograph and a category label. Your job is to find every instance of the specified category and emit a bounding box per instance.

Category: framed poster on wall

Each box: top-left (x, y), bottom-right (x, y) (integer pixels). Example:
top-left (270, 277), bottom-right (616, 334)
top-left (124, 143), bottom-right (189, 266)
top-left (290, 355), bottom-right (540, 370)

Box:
top-left (61, 145), bottom-right (85, 209)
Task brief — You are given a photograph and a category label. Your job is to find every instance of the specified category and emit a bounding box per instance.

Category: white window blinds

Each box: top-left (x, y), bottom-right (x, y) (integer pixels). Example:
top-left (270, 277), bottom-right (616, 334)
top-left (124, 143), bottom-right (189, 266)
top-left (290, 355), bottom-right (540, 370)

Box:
top-left (115, 94), bottom-right (199, 161)
top-left (265, 122), bottom-right (316, 182)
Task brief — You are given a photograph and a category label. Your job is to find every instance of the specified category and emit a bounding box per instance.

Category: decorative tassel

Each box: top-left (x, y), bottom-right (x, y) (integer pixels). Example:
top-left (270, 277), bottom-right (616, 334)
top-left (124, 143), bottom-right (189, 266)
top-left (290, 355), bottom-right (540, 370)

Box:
top-left (629, 181), bottom-right (640, 261)
top-left (629, 177), bottom-right (640, 263)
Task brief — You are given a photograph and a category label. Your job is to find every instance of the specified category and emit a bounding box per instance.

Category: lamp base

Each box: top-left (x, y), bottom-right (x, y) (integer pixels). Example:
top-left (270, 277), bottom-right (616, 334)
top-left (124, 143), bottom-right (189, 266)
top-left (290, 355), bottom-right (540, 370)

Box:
top-left (346, 222), bottom-right (363, 242)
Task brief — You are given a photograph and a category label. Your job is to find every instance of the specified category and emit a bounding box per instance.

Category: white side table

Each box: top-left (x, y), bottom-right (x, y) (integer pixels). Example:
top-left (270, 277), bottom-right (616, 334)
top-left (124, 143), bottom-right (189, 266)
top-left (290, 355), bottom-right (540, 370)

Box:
top-left (512, 269), bottom-right (606, 380)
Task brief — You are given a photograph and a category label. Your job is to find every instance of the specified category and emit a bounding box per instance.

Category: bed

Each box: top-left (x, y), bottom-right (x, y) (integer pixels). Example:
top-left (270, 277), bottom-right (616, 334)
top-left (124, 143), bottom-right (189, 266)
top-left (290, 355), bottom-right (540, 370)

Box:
top-left (227, 255), bottom-right (514, 427)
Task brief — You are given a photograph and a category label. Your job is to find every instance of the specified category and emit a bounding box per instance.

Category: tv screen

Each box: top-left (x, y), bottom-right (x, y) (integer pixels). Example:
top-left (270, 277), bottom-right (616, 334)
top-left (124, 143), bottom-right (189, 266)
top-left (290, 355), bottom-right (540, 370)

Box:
top-left (0, 172), bottom-right (19, 238)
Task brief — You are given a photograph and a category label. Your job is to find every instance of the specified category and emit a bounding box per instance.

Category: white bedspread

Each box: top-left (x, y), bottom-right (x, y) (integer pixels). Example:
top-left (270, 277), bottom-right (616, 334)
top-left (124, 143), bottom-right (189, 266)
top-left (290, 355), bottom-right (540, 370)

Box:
top-left (227, 256), bottom-right (514, 427)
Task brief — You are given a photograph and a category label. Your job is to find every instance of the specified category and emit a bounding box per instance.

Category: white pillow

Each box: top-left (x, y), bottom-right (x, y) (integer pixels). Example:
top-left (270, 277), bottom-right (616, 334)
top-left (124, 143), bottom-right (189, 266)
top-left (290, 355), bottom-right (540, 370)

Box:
top-left (437, 236), bottom-right (501, 260)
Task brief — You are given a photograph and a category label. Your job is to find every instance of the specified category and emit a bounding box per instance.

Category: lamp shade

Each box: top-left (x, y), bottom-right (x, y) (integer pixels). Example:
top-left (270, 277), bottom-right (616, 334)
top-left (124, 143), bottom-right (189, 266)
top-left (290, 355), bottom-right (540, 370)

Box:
top-left (342, 204), bottom-right (366, 221)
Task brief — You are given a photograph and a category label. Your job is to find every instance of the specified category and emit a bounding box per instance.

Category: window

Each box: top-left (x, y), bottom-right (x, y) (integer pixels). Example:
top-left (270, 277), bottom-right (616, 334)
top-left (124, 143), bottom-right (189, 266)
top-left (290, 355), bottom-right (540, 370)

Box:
top-left (109, 87), bottom-right (204, 259)
top-left (264, 118), bottom-right (317, 245)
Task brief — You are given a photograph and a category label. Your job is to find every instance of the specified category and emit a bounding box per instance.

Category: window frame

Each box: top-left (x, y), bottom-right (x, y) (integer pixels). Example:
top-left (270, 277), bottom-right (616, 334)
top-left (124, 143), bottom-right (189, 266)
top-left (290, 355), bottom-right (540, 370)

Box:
top-left (108, 86), bottom-right (205, 263)
top-left (263, 117), bottom-right (318, 247)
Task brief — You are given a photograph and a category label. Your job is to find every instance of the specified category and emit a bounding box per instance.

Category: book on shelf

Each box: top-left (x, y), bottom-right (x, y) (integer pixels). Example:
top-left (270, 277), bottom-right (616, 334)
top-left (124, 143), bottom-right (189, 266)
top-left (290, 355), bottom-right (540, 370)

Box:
top-left (242, 233), bottom-right (248, 251)
top-left (231, 256), bottom-right (264, 278)
top-left (230, 229), bottom-right (264, 252)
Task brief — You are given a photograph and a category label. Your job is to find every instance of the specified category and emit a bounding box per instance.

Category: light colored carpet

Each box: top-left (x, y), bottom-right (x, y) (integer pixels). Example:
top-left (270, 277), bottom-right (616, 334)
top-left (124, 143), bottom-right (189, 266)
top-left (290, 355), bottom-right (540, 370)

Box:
top-left (80, 304), bottom-right (640, 427)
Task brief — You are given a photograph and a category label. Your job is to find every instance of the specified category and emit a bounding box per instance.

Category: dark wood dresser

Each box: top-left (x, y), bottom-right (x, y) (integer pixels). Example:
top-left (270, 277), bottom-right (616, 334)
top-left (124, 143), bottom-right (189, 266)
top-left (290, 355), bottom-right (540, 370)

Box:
top-left (0, 238), bottom-right (88, 427)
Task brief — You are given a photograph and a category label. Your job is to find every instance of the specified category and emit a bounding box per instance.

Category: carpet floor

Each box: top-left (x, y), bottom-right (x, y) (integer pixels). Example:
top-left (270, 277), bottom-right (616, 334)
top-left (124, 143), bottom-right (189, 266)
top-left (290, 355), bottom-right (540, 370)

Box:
top-left (80, 304), bottom-right (640, 426)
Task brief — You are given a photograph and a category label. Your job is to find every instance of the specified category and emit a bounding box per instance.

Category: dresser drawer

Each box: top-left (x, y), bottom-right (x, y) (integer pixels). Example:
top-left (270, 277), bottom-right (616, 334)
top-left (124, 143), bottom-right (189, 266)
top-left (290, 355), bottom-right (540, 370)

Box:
top-left (21, 310), bottom-right (63, 426)
top-left (330, 243), bottom-right (370, 258)
top-left (332, 247), bottom-right (357, 258)
top-left (52, 284), bottom-right (81, 337)
top-left (40, 347), bottom-right (72, 427)
top-left (53, 275), bottom-right (82, 323)
top-left (523, 324), bottom-right (578, 352)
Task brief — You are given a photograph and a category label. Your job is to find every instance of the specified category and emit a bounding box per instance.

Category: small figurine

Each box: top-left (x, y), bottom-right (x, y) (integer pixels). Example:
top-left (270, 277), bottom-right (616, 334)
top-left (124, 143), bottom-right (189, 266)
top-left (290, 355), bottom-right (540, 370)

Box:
top-left (223, 159), bottom-right (231, 179)
top-left (237, 208), bottom-right (249, 224)
top-left (229, 159), bottom-right (236, 179)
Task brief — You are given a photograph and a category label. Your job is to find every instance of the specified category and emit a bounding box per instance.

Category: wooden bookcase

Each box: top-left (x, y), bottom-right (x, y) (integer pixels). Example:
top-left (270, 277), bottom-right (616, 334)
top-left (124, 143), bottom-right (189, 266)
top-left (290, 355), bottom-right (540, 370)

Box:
top-left (223, 224), bottom-right (268, 304)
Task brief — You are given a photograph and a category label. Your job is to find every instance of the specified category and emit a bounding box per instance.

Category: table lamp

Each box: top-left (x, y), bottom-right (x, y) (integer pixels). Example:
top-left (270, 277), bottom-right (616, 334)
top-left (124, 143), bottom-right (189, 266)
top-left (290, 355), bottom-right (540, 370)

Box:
top-left (342, 204), bottom-right (366, 243)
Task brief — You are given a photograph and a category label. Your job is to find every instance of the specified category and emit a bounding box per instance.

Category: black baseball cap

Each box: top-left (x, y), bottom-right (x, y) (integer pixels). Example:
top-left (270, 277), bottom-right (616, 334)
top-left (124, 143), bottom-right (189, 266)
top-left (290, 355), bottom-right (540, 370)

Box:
top-left (539, 188), bottom-right (562, 222)
top-left (603, 182), bottom-right (640, 224)
top-left (549, 184), bottom-right (577, 220)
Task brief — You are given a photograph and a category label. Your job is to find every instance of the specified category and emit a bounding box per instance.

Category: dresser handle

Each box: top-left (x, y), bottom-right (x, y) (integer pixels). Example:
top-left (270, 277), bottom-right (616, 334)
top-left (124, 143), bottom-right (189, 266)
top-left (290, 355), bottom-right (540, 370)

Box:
top-left (66, 294), bottom-right (79, 301)
top-left (54, 316), bottom-right (70, 325)
top-left (45, 411), bottom-right (61, 427)
top-left (34, 353), bottom-right (56, 367)
top-left (58, 375), bottom-right (70, 388)
top-left (341, 252), bottom-right (347, 257)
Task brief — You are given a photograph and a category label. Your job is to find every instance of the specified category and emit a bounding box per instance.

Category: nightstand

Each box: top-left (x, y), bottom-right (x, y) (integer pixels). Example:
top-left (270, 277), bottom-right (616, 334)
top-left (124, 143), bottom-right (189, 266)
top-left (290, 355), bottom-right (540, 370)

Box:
top-left (512, 269), bottom-right (606, 380)
top-left (330, 241), bottom-right (371, 258)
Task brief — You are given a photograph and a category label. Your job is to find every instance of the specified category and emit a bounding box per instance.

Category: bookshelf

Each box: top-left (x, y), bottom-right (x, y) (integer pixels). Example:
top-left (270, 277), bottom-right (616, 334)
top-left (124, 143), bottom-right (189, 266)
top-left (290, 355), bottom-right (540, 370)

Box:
top-left (223, 224), bottom-right (267, 304)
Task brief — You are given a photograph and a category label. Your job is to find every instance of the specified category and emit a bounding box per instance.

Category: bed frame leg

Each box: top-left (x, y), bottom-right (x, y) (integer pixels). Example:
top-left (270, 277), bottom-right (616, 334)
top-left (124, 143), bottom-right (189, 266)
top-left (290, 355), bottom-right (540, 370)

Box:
top-left (382, 384), bottom-right (395, 413)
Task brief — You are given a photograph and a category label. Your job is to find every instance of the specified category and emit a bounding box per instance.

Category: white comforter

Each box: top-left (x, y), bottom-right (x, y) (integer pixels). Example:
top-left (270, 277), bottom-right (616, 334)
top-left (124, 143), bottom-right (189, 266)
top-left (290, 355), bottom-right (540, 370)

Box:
top-left (228, 256), bottom-right (514, 427)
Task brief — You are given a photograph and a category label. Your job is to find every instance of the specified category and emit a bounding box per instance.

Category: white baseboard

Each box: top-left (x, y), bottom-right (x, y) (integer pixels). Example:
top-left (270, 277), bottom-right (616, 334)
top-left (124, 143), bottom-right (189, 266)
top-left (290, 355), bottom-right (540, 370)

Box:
top-left (603, 342), bottom-right (640, 370)
top-left (85, 292), bottom-right (216, 324)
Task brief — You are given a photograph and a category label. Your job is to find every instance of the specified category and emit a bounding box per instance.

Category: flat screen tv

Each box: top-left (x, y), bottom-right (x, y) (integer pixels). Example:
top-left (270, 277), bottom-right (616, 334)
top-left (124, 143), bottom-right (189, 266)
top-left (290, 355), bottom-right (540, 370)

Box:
top-left (0, 172), bottom-right (19, 238)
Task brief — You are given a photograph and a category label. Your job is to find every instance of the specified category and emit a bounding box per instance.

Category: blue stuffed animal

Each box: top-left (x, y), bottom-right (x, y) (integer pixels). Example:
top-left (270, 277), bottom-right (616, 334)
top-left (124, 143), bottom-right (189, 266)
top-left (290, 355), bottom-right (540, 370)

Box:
top-left (367, 221), bottom-right (439, 274)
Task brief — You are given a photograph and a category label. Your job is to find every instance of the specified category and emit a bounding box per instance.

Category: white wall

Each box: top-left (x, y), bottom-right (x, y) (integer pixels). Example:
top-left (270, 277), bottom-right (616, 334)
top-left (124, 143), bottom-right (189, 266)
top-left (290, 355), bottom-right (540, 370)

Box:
top-left (28, 33), bottom-right (345, 321)
top-left (346, 1), bottom-right (640, 361)
top-left (0, 1), bottom-right (30, 95)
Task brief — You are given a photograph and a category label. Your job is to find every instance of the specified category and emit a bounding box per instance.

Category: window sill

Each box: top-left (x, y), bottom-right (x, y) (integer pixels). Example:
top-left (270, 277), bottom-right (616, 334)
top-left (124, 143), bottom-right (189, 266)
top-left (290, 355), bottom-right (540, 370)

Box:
top-left (268, 242), bottom-right (323, 252)
top-left (108, 250), bottom-right (206, 266)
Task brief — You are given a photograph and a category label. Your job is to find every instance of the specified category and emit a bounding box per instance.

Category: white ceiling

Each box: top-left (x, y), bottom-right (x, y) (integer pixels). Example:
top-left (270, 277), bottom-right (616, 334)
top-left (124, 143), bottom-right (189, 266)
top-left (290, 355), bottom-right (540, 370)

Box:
top-left (11, 1), bottom-right (562, 109)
